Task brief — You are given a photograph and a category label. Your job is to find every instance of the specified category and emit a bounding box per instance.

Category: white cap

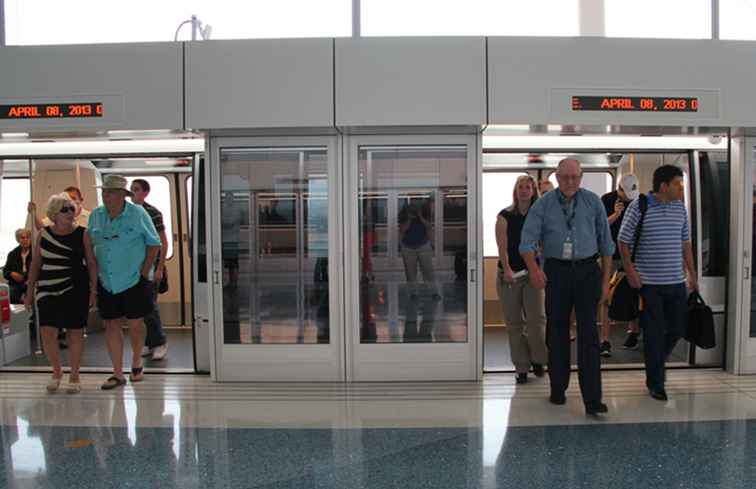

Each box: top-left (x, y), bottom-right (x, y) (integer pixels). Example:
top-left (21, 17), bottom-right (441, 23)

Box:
top-left (619, 174), bottom-right (640, 200)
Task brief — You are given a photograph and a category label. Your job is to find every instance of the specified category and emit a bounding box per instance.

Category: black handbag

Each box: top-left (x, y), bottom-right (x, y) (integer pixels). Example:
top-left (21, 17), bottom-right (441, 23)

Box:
top-left (157, 267), bottom-right (169, 294)
top-left (686, 291), bottom-right (715, 349)
top-left (608, 195), bottom-right (648, 322)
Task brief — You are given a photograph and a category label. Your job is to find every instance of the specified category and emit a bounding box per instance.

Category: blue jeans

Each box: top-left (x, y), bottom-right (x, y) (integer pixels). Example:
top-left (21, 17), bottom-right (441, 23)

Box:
top-left (144, 282), bottom-right (166, 348)
top-left (639, 283), bottom-right (687, 391)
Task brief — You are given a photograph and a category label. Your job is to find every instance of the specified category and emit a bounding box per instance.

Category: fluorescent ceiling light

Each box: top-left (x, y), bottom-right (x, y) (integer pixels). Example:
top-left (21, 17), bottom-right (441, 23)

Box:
top-left (482, 135), bottom-right (728, 151)
top-left (106, 129), bottom-right (174, 137)
top-left (0, 138), bottom-right (205, 157)
top-left (1, 132), bottom-right (30, 138)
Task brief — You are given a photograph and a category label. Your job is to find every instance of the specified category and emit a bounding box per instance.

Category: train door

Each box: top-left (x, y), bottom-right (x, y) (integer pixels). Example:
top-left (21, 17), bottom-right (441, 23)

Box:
top-left (209, 136), bottom-right (343, 381)
top-left (344, 135), bottom-right (479, 381)
top-left (733, 138), bottom-right (756, 373)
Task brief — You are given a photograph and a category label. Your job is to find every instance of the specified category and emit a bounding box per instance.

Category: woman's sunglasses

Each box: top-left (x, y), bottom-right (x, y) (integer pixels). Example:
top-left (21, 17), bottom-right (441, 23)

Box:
top-left (59, 205), bottom-right (76, 214)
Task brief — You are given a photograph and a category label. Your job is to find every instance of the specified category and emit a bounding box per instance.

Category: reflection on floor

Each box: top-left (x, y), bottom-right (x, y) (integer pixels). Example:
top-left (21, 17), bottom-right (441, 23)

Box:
top-left (0, 369), bottom-right (755, 488)
top-left (484, 324), bottom-right (689, 371)
top-left (6, 329), bottom-right (194, 370)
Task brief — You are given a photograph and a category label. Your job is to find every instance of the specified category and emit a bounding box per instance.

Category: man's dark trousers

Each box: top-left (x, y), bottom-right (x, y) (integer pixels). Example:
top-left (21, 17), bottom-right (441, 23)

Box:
top-left (639, 283), bottom-right (687, 391)
top-left (544, 258), bottom-right (603, 404)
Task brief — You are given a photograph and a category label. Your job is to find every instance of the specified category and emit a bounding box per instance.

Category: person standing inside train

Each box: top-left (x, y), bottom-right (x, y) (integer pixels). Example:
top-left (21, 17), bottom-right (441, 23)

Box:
top-left (24, 193), bottom-right (98, 393)
top-left (538, 179), bottom-right (554, 195)
top-left (3, 229), bottom-right (32, 304)
top-left (599, 174), bottom-right (641, 357)
top-left (618, 165), bottom-right (697, 402)
top-left (519, 158), bottom-right (614, 415)
top-left (495, 175), bottom-right (547, 384)
top-left (88, 175), bottom-right (161, 390)
top-left (130, 179), bottom-right (169, 361)
top-left (28, 186), bottom-right (91, 230)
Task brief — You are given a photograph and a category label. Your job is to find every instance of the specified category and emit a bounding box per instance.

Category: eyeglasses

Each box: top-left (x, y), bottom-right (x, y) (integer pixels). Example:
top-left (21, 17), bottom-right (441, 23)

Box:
top-left (59, 206), bottom-right (76, 213)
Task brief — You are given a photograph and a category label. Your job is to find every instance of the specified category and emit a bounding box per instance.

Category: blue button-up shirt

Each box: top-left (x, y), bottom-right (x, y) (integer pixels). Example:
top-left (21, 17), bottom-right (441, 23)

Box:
top-left (519, 188), bottom-right (615, 260)
top-left (88, 201), bottom-right (161, 294)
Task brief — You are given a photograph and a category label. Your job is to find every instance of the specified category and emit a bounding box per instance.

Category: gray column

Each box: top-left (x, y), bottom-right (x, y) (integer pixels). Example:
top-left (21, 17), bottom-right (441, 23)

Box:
top-left (712, 0), bottom-right (720, 39)
top-left (352, 0), bottom-right (360, 37)
top-left (579, 0), bottom-right (605, 36)
top-left (0, 0), bottom-right (5, 46)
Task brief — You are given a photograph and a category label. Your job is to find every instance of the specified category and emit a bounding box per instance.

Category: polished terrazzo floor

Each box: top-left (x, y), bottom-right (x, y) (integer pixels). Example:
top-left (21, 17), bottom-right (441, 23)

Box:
top-left (1, 369), bottom-right (756, 488)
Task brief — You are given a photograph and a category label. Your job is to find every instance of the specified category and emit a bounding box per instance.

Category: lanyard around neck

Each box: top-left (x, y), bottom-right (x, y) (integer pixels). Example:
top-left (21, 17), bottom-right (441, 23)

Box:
top-left (559, 191), bottom-right (577, 232)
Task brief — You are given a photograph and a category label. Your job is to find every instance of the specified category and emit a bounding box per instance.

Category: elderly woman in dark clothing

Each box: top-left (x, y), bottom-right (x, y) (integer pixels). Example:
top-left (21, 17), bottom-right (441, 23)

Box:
top-left (3, 228), bottom-right (32, 304)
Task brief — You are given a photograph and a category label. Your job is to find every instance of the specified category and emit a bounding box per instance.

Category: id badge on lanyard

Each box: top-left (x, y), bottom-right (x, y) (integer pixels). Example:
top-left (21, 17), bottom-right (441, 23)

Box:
top-left (562, 237), bottom-right (573, 260)
top-left (561, 194), bottom-right (576, 260)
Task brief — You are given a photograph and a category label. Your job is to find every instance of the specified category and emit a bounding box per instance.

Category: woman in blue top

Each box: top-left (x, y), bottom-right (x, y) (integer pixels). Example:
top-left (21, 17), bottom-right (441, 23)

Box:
top-left (399, 199), bottom-right (440, 300)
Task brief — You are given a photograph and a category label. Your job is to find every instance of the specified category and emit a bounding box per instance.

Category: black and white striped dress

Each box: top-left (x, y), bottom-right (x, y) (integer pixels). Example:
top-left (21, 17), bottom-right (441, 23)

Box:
top-left (36, 226), bottom-right (90, 329)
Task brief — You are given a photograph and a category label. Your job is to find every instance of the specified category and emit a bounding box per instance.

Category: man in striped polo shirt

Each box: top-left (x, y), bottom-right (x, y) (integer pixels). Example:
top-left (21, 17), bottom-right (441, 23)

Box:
top-left (618, 165), bottom-right (698, 401)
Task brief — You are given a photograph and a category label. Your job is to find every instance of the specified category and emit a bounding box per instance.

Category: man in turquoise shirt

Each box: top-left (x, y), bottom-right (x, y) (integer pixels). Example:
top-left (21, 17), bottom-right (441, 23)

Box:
top-left (519, 158), bottom-right (614, 416)
top-left (88, 175), bottom-right (161, 390)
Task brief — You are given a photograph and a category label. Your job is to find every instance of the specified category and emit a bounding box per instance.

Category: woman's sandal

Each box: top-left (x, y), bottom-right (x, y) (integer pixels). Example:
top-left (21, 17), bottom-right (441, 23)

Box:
top-left (129, 367), bottom-right (144, 383)
top-left (46, 376), bottom-right (61, 393)
top-left (66, 378), bottom-right (82, 394)
top-left (101, 376), bottom-right (127, 390)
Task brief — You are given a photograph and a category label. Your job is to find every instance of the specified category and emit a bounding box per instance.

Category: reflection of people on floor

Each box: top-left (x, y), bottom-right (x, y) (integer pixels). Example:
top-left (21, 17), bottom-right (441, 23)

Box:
top-left (495, 175), bottom-right (547, 384)
top-left (3, 228), bottom-right (32, 304)
top-left (221, 191), bottom-right (245, 288)
top-left (313, 257), bottom-right (330, 343)
top-left (403, 292), bottom-right (440, 342)
top-left (25, 193), bottom-right (97, 394)
top-left (135, 394), bottom-right (178, 488)
top-left (398, 200), bottom-right (440, 300)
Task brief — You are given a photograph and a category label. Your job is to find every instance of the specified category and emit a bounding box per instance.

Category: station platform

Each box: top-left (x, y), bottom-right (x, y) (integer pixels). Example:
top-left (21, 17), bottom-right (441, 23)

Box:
top-left (0, 369), bottom-right (754, 488)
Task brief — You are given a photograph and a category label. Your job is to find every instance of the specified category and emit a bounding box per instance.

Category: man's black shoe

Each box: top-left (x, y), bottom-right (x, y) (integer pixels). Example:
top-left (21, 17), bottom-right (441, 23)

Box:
top-left (549, 393), bottom-right (566, 405)
top-left (516, 373), bottom-right (528, 384)
top-left (649, 388), bottom-right (668, 401)
top-left (585, 402), bottom-right (608, 415)
top-left (532, 363), bottom-right (545, 377)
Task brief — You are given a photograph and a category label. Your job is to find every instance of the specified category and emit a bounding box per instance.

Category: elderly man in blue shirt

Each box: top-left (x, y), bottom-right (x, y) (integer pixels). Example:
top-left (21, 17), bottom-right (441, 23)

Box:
top-left (88, 175), bottom-right (161, 390)
top-left (519, 158), bottom-right (615, 416)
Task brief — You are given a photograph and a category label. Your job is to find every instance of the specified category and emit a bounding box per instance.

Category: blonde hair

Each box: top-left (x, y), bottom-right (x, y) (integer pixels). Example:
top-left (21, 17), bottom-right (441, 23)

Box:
top-left (15, 228), bottom-right (30, 242)
top-left (46, 192), bottom-right (74, 222)
top-left (507, 175), bottom-right (539, 214)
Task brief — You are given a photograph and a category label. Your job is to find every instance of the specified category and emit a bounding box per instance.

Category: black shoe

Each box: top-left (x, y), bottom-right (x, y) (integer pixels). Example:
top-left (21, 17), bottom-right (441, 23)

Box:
top-left (532, 363), bottom-right (545, 378)
top-left (585, 402), bottom-right (608, 415)
top-left (649, 388), bottom-right (668, 401)
top-left (516, 373), bottom-right (528, 384)
top-left (600, 341), bottom-right (612, 357)
top-left (549, 393), bottom-right (566, 405)
top-left (623, 332), bottom-right (640, 350)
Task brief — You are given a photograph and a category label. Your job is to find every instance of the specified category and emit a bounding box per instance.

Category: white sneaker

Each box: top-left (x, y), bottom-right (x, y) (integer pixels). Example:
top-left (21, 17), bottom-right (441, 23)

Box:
top-left (141, 346), bottom-right (152, 357)
top-left (151, 344), bottom-right (168, 361)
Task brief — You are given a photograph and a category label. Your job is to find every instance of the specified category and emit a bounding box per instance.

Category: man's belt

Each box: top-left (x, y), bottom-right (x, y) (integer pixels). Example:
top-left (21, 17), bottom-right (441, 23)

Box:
top-left (547, 254), bottom-right (600, 265)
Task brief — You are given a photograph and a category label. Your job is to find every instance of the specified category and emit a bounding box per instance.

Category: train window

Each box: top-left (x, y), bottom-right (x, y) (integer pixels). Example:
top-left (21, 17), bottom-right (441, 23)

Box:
top-left (0, 178), bottom-right (31, 265)
top-left (186, 175), bottom-right (192, 237)
top-left (482, 172), bottom-right (527, 256)
top-left (699, 151), bottom-right (729, 277)
top-left (125, 176), bottom-right (173, 260)
top-left (442, 189), bottom-right (467, 256)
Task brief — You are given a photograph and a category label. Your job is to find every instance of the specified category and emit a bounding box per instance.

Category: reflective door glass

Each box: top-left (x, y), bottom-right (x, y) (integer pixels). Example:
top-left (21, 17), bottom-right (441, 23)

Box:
top-left (220, 148), bottom-right (329, 344)
top-left (358, 147), bottom-right (467, 343)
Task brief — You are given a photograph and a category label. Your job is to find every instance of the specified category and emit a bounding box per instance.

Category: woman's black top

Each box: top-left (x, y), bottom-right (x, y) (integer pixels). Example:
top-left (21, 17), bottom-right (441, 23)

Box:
top-left (498, 208), bottom-right (527, 272)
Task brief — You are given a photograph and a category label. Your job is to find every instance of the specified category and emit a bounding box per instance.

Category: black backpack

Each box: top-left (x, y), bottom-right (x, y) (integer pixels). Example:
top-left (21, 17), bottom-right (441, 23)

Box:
top-left (608, 195), bottom-right (648, 321)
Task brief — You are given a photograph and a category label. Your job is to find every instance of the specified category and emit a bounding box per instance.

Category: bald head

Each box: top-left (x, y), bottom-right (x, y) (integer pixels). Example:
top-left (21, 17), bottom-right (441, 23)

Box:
top-left (555, 158), bottom-right (583, 198)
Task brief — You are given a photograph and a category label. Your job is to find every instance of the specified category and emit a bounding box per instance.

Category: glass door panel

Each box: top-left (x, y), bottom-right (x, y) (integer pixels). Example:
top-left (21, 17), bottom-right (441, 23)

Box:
top-left (212, 138), bottom-right (342, 381)
top-left (348, 137), bottom-right (478, 381)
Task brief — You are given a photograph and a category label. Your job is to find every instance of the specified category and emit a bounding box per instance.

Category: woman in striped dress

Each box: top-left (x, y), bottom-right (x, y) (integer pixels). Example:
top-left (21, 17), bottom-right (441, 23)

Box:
top-left (25, 193), bottom-right (97, 394)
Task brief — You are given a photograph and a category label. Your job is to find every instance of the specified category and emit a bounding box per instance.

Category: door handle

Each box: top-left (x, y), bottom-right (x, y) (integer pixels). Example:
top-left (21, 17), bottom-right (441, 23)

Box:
top-left (470, 269), bottom-right (476, 283)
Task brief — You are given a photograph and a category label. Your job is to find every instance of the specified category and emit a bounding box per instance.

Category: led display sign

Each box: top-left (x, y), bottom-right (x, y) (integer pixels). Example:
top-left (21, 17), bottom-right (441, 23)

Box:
top-left (571, 96), bottom-right (698, 112)
top-left (0, 102), bottom-right (103, 119)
